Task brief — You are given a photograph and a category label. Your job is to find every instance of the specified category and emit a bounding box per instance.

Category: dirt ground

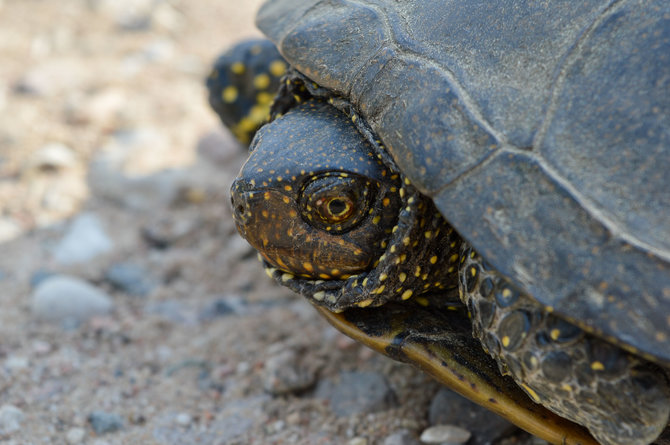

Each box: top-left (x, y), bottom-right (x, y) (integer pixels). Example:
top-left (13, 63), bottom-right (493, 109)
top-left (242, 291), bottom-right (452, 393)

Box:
top-left (0, 1), bottom-right (547, 444)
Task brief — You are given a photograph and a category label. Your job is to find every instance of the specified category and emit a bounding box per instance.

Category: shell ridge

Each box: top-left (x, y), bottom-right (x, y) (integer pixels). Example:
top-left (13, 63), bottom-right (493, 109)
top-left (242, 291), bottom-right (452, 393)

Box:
top-left (533, 0), bottom-right (626, 149)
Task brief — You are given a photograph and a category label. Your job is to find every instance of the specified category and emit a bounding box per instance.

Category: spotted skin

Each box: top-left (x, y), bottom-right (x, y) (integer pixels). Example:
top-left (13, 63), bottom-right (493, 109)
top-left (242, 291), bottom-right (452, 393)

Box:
top-left (225, 72), bottom-right (670, 445)
top-left (459, 246), bottom-right (670, 445)
top-left (206, 39), bottom-right (286, 144)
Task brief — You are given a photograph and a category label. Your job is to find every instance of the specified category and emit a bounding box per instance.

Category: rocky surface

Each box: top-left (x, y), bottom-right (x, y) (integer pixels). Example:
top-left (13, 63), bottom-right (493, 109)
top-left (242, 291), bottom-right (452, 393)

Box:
top-left (0, 1), bottom-right (548, 444)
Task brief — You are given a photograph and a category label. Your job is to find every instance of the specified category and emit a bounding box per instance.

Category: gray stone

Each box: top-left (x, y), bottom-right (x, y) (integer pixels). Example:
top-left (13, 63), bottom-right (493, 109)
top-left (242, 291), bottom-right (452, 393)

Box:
top-left (105, 262), bottom-right (156, 297)
top-left (315, 371), bottom-right (396, 417)
top-left (429, 388), bottom-right (517, 445)
top-left (88, 411), bottom-right (124, 435)
top-left (53, 213), bottom-right (113, 264)
top-left (0, 405), bottom-right (24, 435)
top-left (262, 348), bottom-right (316, 395)
top-left (384, 429), bottom-right (421, 445)
top-left (420, 425), bottom-right (471, 445)
top-left (31, 275), bottom-right (113, 324)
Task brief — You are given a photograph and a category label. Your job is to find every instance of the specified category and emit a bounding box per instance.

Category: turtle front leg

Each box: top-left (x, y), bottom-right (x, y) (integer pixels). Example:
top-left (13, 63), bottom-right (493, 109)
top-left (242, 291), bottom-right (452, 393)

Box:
top-left (458, 245), bottom-right (670, 445)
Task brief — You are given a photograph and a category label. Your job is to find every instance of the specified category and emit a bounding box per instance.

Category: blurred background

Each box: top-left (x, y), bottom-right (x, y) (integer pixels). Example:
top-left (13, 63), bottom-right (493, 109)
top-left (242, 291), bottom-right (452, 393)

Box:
top-left (0, 1), bottom-right (533, 444)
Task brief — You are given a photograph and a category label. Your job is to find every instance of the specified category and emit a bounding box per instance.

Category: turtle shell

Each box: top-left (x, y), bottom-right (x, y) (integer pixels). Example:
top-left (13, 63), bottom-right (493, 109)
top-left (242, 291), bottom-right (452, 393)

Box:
top-left (256, 0), bottom-right (670, 362)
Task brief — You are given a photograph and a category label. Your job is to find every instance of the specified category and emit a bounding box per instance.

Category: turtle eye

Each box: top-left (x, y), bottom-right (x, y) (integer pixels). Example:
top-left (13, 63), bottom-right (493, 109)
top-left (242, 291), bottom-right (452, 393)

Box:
top-left (300, 174), bottom-right (375, 233)
top-left (319, 197), bottom-right (354, 222)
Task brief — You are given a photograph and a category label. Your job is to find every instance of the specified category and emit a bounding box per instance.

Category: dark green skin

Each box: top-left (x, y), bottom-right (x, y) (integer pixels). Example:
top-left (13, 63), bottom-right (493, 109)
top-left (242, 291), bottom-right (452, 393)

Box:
top-left (257, 0), bottom-right (670, 364)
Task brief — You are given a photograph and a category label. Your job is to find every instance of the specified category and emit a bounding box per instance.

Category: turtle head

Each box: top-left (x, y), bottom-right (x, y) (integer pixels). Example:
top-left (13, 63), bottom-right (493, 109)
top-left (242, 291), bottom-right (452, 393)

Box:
top-left (231, 98), bottom-right (461, 310)
top-left (231, 100), bottom-right (402, 280)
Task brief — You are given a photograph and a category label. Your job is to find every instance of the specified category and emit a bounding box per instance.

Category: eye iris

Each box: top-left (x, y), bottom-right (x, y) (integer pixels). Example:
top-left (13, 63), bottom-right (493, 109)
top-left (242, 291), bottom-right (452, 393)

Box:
top-left (328, 198), bottom-right (349, 217)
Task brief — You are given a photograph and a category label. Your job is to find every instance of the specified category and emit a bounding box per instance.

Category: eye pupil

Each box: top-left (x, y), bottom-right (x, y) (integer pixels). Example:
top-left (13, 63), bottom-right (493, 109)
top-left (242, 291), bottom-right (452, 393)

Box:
top-left (328, 198), bottom-right (347, 216)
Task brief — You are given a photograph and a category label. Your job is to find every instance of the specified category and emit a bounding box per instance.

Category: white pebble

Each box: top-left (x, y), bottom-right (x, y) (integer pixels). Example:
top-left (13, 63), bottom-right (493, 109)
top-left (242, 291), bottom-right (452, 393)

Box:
top-left (66, 427), bottom-right (86, 444)
top-left (420, 424), bottom-right (471, 444)
top-left (175, 413), bottom-right (191, 426)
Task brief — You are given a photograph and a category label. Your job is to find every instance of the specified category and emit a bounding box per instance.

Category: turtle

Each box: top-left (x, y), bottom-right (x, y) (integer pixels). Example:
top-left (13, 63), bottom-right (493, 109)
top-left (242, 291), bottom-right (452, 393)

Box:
top-left (207, 38), bottom-right (287, 144)
top-left (210, 1), bottom-right (670, 444)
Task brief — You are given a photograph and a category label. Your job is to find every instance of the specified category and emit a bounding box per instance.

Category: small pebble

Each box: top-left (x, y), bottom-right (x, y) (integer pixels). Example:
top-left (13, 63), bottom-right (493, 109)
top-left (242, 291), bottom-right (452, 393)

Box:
top-left (53, 213), bottom-right (113, 264)
top-left (420, 425), bottom-right (471, 445)
top-left (175, 413), bottom-right (191, 426)
top-left (105, 262), bottom-right (156, 297)
top-left (27, 142), bottom-right (78, 172)
top-left (88, 411), bottom-right (124, 435)
top-left (0, 405), bottom-right (24, 434)
top-left (429, 388), bottom-right (517, 445)
top-left (31, 275), bottom-right (113, 324)
top-left (66, 427), bottom-right (87, 444)
top-left (349, 438), bottom-right (368, 445)
top-left (262, 348), bottom-right (316, 395)
top-left (0, 217), bottom-right (22, 243)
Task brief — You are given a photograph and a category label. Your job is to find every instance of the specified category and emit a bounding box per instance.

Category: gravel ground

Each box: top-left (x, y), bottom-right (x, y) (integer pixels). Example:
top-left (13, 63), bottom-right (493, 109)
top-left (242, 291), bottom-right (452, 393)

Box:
top-left (0, 1), bottom-right (548, 444)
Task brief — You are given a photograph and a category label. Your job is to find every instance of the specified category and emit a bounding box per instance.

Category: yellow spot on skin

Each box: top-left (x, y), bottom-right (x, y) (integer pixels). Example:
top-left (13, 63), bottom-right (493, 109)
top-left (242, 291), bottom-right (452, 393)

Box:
top-left (390, 245), bottom-right (397, 253)
top-left (269, 60), bottom-right (286, 77)
top-left (289, 210), bottom-right (297, 218)
top-left (256, 92), bottom-right (274, 105)
top-left (424, 231), bottom-right (432, 238)
top-left (399, 254), bottom-right (407, 263)
top-left (502, 288), bottom-right (512, 299)
top-left (415, 266), bottom-right (421, 277)
top-left (399, 272), bottom-right (407, 283)
top-left (222, 86), bottom-right (238, 103)
top-left (231, 62), bottom-right (245, 75)
top-left (362, 278), bottom-right (369, 287)
top-left (403, 237), bottom-right (410, 246)
top-left (502, 336), bottom-right (510, 348)
top-left (449, 254), bottom-right (459, 263)
top-left (282, 196), bottom-right (290, 204)
top-left (319, 273), bottom-right (331, 279)
top-left (264, 267), bottom-right (276, 278)
top-left (303, 262), bottom-right (314, 273)
top-left (357, 299), bottom-right (373, 308)
top-left (430, 256), bottom-right (438, 264)
top-left (261, 210), bottom-right (269, 218)
top-left (591, 361), bottom-right (605, 371)
top-left (416, 297), bottom-right (429, 306)
top-left (521, 384), bottom-right (541, 403)
top-left (379, 273), bottom-right (387, 282)
top-left (264, 191), bottom-right (271, 200)
top-left (404, 178), bottom-right (411, 185)
top-left (470, 267), bottom-right (477, 277)
top-left (253, 73), bottom-right (271, 90)
top-left (284, 185), bottom-right (292, 191)
top-left (281, 273), bottom-right (294, 282)
top-left (382, 198), bottom-right (390, 206)
top-left (372, 215), bottom-right (381, 224)
top-left (374, 285), bottom-right (385, 294)
top-left (561, 384), bottom-right (572, 392)
top-left (401, 290), bottom-right (413, 301)
top-left (550, 329), bottom-right (561, 341)
top-left (313, 291), bottom-right (325, 301)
